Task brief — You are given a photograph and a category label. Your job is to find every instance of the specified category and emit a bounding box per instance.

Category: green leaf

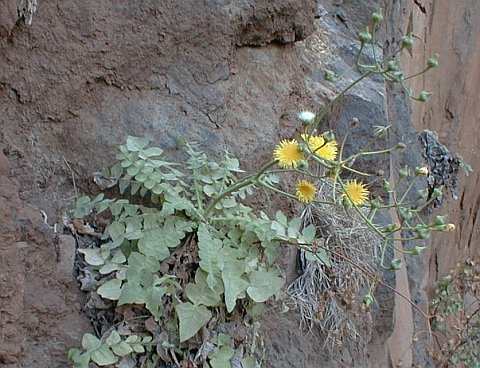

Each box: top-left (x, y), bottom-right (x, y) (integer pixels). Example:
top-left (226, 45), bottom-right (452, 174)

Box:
top-left (144, 285), bottom-right (167, 319)
top-left (78, 248), bottom-right (107, 266)
top-left (111, 341), bottom-right (134, 357)
top-left (81, 333), bottom-right (102, 351)
top-left (70, 350), bottom-right (91, 368)
top-left (304, 248), bottom-right (331, 267)
top-left (198, 223), bottom-right (223, 289)
top-left (108, 221), bottom-right (125, 244)
top-left (186, 270), bottom-right (223, 307)
top-left (118, 280), bottom-right (145, 305)
top-left (90, 345), bottom-right (117, 366)
top-left (143, 147), bottom-right (164, 157)
top-left (246, 269), bottom-right (285, 303)
top-left (241, 356), bottom-right (257, 368)
top-left (176, 302), bottom-right (212, 342)
top-left (97, 279), bottom-right (122, 300)
top-left (105, 330), bottom-right (121, 346)
top-left (210, 346), bottom-right (235, 368)
top-left (275, 210), bottom-right (288, 225)
top-left (137, 231), bottom-right (170, 262)
top-left (125, 218), bottom-right (143, 240)
top-left (126, 136), bottom-right (150, 152)
top-left (128, 252), bottom-right (160, 273)
top-left (222, 261), bottom-right (249, 313)
top-left (300, 224), bottom-right (316, 244)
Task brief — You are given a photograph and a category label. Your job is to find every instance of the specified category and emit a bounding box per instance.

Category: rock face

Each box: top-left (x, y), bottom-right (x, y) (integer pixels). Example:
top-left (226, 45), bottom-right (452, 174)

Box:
top-left (0, 0), bottom-right (477, 367)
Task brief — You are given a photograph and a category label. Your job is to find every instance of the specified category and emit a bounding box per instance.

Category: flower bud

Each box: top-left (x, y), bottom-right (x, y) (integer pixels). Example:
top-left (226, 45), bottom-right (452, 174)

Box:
top-left (433, 215), bottom-right (447, 226)
top-left (390, 71), bottom-right (404, 82)
top-left (324, 70), bottom-right (336, 82)
top-left (351, 117), bottom-right (359, 128)
top-left (382, 179), bottom-right (392, 192)
top-left (443, 223), bottom-right (456, 232)
top-left (417, 228), bottom-right (430, 239)
top-left (297, 160), bottom-right (309, 170)
top-left (411, 245), bottom-right (426, 255)
top-left (373, 125), bottom-right (390, 139)
top-left (401, 35), bottom-right (414, 48)
top-left (399, 207), bottom-right (412, 220)
top-left (298, 142), bottom-right (310, 153)
top-left (416, 188), bottom-right (428, 199)
top-left (370, 197), bottom-right (381, 209)
top-left (391, 258), bottom-right (403, 270)
top-left (427, 56), bottom-right (439, 68)
top-left (363, 293), bottom-right (374, 306)
top-left (418, 91), bottom-right (433, 102)
top-left (387, 60), bottom-right (399, 71)
top-left (371, 11), bottom-right (384, 24)
top-left (396, 142), bottom-right (407, 151)
top-left (398, 165), bottom-right (409, 179)
top-left (415, 166), bottom-right (429, 176)
top-left (297, 111), bottom-right (316, 125)
top-left (377, 170), bottom-right (385, 176)
top-left (322, 130), bottom-right (336, 142)
top-left (359, 28), bottom-right (372, 44)
top-left (432, 187), bottom-right (443, 198)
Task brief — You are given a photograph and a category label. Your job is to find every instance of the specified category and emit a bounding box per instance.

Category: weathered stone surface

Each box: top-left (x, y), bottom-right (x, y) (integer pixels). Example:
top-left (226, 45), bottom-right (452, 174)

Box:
top-left (0, 0), bottom-right (478, 367)
top-left (0, 0), bottom-right (17, 39)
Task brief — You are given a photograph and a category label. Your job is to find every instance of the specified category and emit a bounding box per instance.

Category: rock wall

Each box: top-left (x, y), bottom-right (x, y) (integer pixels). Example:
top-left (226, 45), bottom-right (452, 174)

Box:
top-left (1, 0), bottom-right (477, 367)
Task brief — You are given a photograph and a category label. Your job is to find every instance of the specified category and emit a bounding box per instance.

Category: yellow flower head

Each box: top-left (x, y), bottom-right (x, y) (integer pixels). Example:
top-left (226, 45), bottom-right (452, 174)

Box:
top-left (274, 139), bottom-right (303, 169)
top-left (296, 180), bottom-right (316, 203)
top-left (301, 134), bottom-right (338, 160)
top-left (444, 223), bottom-right (456, 232)
top-left (343, 179), bottom-right (369, 206)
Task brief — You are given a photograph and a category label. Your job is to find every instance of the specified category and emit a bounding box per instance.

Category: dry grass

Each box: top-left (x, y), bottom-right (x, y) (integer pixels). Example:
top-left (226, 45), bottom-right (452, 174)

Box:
top-left (286, 179), bottom-right (382, 352)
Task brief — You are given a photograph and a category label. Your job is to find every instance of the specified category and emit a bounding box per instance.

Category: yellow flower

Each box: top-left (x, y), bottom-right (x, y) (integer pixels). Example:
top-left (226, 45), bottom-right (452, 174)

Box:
top-left (343, 179), bottom-right (369, 206)
top-left (296, 180), bottom-right (316, 203)
top-left (444, 223), bottom-right (456, 232)
top-left (301, 134), bottom-right (338, 160)
top-left (274, 139), bottom-right (303, 168)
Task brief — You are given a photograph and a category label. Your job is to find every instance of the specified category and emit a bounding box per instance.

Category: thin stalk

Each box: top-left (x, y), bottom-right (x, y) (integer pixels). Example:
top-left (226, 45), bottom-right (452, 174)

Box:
top-left (202, 160), bottom-right (277, 217)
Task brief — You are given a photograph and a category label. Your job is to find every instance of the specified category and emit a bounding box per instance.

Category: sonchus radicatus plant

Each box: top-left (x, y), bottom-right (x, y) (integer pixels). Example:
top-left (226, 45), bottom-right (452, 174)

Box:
top-left (69, 9), bottom-right (463, 367)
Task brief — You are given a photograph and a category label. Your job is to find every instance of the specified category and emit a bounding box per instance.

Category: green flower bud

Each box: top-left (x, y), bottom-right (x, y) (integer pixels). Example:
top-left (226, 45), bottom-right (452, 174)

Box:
top-left (427, 56), bottom-right (439, 68)
top-left (411, 245), bottom-right (426, 255)
top-left (363, 293), bottom-right (374, 306)
top-left (432, 187), bottom-right (443, 198)
top-left (298, 142), bottom-right (310, 153)
top-left (399, 207), bottom-right (412, 221)
top-left (370, 197), bottom-right (381, 209)
top-left (373, 125), bottom-right (390, 139)
top-left (324, 70), bottom-right (336, 82)
top-left (297, 160), bottom-right (309, 170)
top-left (382, 179), bottom-right (392, 192)
top-left (387, 60), bottom-right (400, 71)
top-left (342, 196), bottom-right (352, 210)
top-left (322, 130), bottom-right (336, 142)
top-left (398, 165), bottom-right (409, 179)
top-left (391, 258), bottom-right (403, 270)
top-left (416, 188), bottom-right (428, 200)
top-left (401, 35), bottom-right (414, 48)
top-left (433, 215), bottom-right (448, 226)
top-left (417, 228), bottom-right (430, 239)
top-left (418, 91), bottom-right (433, 102)
top-left (359, 28), bottom-right (372, 44)
top-left (371, 11), bottom-right (384, 24)
top-left (390, 71), bottom-right (404, 82)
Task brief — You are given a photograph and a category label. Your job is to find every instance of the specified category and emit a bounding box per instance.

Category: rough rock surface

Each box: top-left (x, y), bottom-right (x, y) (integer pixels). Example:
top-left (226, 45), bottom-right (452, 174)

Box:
top-left (0, 0), bottom-right (478, 367)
